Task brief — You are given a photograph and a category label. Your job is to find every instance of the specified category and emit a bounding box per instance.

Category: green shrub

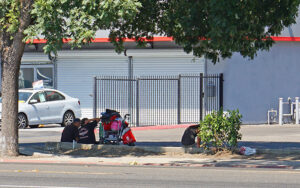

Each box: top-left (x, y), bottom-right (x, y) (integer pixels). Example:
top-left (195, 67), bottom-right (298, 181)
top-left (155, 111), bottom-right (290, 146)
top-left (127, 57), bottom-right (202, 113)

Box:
top-left (198, 109), bottom-right (242, 151)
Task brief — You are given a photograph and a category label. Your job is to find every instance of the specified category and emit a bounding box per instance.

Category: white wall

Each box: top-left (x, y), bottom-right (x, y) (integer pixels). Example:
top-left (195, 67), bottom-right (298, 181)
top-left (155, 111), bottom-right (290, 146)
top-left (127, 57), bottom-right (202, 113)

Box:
top-left (56, 49), bottom-right (204, 118)
top-left (208, 42), bottom-right (300, 124)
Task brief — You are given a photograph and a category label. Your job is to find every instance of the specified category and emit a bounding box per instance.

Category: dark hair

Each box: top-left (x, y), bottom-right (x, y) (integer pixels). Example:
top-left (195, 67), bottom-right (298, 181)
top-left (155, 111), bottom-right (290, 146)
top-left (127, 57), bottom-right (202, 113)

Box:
top-left (81, 118), bottom-right (88, 125)
top-left (73, 118), bottom-right (81, 123)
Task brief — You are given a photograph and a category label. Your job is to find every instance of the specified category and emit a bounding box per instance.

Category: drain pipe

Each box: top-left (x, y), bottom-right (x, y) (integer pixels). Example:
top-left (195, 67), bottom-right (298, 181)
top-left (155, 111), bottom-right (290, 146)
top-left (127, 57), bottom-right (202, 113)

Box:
top-left (296, 97), bottom-right (299, 125)
top-left (279, 98), bottom-right (283, 125)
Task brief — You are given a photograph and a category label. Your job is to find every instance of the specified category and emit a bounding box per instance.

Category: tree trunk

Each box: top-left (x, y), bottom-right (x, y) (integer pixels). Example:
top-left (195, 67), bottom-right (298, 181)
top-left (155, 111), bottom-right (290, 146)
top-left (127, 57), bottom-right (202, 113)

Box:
top-left (0, 0), bottom-right (33, 157)
top-left (0, 47), bottom-right (23, 156)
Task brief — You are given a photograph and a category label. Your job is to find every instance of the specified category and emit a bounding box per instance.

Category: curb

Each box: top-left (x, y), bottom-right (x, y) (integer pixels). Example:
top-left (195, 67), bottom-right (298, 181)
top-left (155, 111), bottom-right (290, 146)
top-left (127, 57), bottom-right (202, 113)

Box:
top-left (0, 158), bottom-right (293, 170)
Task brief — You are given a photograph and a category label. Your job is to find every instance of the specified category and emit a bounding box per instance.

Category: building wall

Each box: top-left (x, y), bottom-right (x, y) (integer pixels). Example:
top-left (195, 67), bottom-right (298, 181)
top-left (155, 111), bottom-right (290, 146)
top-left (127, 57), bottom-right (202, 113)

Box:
top-left (56, 49), bottom-right (205, 118)
top-left (207, 42), bottom-right (300, 124)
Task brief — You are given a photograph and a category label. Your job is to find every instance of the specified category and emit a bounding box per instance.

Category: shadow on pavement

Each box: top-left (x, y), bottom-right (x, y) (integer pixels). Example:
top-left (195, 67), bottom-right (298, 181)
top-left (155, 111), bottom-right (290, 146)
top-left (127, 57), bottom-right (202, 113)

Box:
top-left (239, 141), bottom-right (300, 149)
top-left (19, 142), bottom-right (48, 156)
top-left (19, 141), bottom-right (300, 160)
top-left (20, 142), bottom-right (163, 158)
top-left (65, 146), bottom-right (162, 158)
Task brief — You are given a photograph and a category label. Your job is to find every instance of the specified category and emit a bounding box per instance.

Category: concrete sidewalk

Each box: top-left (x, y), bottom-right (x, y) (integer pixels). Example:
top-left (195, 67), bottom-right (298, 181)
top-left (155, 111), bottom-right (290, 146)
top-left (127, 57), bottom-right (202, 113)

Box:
top-left (13, 123), bottom-right (300, 170)
top-left (132, 124), bottom-right (300, 149)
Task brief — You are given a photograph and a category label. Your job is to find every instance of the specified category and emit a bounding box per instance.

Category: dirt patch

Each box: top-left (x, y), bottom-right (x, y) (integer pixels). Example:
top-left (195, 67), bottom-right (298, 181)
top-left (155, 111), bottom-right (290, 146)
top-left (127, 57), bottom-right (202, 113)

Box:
top-left (22, 142), bottom-right (300, 161)
top-left (61, 147), bottom-right (160, 158)
top-left (54, 148), bottom-right (245, 160)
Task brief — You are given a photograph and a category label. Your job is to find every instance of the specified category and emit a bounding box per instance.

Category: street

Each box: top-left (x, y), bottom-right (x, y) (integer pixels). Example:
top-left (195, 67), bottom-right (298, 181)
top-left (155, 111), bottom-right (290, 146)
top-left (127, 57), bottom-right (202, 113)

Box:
top-left (0, 163), bottom-right (300, 188)
top-left (11, 124), bottom-right (300, 188)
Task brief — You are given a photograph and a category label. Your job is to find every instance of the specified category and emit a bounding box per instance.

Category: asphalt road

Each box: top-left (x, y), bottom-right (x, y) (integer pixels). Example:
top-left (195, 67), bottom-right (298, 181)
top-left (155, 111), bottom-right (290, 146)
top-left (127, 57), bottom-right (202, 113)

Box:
top-left (0, 163), bottom-right (300, 188)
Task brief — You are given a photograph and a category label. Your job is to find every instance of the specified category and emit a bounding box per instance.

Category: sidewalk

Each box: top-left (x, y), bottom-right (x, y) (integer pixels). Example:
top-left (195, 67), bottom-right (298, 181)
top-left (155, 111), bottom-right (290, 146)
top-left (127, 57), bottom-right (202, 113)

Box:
top-left (10, 124), bottom-right (300, 170)
top-left (133, 124), bottom-right (300, 149)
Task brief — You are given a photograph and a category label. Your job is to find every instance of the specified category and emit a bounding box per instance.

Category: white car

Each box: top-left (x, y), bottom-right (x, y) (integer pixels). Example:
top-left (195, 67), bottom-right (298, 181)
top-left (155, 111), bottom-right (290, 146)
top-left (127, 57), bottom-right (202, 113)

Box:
top-left (0, 89), bottom-right (81, 129)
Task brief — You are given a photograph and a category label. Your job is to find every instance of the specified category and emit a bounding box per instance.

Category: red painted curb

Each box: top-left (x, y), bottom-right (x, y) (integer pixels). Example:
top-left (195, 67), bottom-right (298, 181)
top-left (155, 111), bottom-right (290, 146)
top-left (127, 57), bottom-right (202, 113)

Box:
top-left (93, 124), bottom-right (193, 134)
top-left (130, 124), bottom-right (193, 131)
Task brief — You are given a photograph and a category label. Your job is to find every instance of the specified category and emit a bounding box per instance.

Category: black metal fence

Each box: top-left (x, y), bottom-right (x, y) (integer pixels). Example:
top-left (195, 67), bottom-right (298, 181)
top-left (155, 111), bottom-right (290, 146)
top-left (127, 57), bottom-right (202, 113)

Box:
top-left (94, 74), bottom-right (223, 126)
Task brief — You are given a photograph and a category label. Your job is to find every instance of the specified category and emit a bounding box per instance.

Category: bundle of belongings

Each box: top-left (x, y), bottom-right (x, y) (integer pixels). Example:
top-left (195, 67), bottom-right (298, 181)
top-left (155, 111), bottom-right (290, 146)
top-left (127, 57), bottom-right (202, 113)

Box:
top-left (99, 109), bottom-right (136, 146)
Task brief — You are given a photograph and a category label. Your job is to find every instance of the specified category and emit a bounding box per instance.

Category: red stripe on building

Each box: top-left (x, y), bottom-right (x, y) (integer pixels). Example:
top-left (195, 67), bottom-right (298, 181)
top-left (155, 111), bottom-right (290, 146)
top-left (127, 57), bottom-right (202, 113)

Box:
top-left (27, 36), bottom-right (299, 44)
top-left (27, 37), bottom-right (174, 44)
top-left (271, 36), bottom-right (300, 41)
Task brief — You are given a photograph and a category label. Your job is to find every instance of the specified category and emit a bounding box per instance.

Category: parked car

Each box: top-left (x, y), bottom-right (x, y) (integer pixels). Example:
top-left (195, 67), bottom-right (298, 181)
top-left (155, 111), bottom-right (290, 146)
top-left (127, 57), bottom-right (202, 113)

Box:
top-left (0, 89), bottom-right (81, 129)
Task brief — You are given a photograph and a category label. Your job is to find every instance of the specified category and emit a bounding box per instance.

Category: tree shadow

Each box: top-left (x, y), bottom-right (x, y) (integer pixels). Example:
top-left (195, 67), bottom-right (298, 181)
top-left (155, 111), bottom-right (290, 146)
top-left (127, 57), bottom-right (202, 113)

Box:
top-left (238, 141), bottom-right (300, 150)
top-left (19, 141), bottom-right (300, 161)
top-left (20, 142), bottom-right (165, 158)
top-left (64, 146), bottom-right (162, 158)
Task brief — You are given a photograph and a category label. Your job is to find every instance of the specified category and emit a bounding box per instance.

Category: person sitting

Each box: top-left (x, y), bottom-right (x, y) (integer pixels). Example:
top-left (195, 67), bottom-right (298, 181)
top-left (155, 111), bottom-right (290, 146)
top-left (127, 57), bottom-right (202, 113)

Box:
top-left (61, 118), bottom-right (81, 143)
top-left (181, 124), bottom-right (201, 147)
top-left (78, 118), bottom-right (101, 144)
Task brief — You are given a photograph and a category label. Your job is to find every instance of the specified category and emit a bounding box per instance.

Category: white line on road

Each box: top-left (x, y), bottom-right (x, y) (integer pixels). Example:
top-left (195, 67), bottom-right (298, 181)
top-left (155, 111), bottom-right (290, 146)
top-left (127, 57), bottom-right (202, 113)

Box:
top-left (0, 185), bottom-right (86, 188)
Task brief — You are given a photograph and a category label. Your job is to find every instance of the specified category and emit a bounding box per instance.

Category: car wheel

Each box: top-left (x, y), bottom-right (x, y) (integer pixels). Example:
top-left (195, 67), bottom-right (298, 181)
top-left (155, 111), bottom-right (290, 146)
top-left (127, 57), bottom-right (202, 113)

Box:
top-left (62, 111), bottom-right (74, 127)
top-left (18, 113), bottom-right (28, 129)
top-left (29, 125), bottom-right (39, 128)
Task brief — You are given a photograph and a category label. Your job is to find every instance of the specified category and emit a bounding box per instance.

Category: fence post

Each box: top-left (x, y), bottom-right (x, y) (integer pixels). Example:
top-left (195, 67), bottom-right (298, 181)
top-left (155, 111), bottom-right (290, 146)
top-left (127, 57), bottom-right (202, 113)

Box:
top-left (296, 97), bottom-right (299, 125)
top-left (93, 76), bottom-right (97, 118)
top-left (279, 98), bottom-right (283, 125)
top-left (177, 74), bottom-right (181, 124)
top-left (136, 78), bottom-right (140, 127)
top-left (128, 56), bottom-right (133, 116)
top-left (219, 73), bottom-right (224, 109)
top-left (200, 73), bottom-right (204, 121)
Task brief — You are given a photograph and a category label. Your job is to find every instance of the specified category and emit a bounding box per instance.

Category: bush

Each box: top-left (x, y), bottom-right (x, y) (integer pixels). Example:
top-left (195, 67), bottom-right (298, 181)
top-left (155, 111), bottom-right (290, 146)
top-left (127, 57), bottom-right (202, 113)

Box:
top-left (198, 109), bottom-right (242, 151)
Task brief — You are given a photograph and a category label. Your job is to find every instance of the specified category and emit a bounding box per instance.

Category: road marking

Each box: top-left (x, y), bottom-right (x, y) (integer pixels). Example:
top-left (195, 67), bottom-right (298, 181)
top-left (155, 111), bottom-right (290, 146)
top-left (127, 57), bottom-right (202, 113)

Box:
top-left (0, 185), bottom-right (86, 188)
top-left (0, 169), bottom-right (116, 175)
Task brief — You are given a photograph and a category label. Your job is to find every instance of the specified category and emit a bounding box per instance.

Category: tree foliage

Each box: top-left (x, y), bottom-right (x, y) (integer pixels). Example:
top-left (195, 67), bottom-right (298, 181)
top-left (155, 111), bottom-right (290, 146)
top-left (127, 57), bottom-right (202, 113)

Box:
top-left (24, 0), bottom-right (142, 54)
top-left (111, 0), bottom-right (300, 62)
top-left (1, 0), bottom-right (300, 62)
top-left (165, 0), bottom-right (300, 63)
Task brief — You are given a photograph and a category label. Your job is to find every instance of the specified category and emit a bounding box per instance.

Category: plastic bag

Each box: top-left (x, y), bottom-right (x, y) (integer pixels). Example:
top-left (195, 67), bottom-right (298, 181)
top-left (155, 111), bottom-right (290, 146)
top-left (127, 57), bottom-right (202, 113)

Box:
top-left (239, 146), bottom-right (256, 156)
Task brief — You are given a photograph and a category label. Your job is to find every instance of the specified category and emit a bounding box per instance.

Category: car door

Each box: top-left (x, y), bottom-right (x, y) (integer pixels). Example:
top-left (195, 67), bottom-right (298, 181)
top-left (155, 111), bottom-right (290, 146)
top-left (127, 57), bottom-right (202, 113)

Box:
top-left (27, 91), bottom-right (49, 124)
top-left (45, 91), bottom-right (66, 123)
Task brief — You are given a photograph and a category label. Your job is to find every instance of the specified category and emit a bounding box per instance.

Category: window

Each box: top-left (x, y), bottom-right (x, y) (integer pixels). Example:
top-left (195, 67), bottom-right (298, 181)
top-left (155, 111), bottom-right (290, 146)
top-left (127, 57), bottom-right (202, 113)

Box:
top-left (45, 91), bottom-right (65, 101)
top-left (30, 92), bottom-right (46, 103)
top-left (19, 68), bottom-right (34, 89)
top-left (37, 68), bottom-right (53, 88)
top-left (19, 65), bottom-right (54, 89)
